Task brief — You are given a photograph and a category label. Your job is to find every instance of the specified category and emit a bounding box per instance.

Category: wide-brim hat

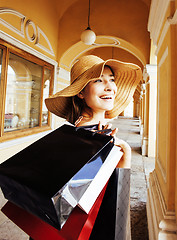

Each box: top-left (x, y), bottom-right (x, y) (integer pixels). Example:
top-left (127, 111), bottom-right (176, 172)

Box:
top-left (45, 55), bottom-right (142, 119)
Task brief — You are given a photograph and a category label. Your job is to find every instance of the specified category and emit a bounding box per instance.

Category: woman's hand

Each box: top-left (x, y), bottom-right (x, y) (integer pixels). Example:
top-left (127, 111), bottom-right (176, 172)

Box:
top-left (114, 137), bottom-right (131, 168)
top-left (98, 121), bottom-right (131, 169)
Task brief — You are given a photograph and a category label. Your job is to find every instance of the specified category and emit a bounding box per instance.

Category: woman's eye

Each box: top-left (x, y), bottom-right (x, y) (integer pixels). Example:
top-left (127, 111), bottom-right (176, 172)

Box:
top-left (110, 78), bottom-right (115, 82)
top-left (94, 79), bottom-right (102, 83)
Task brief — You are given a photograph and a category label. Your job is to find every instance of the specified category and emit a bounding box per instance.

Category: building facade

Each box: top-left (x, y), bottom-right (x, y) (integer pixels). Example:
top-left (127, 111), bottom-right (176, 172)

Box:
top-left (0, 0), bottom-right (176, 238)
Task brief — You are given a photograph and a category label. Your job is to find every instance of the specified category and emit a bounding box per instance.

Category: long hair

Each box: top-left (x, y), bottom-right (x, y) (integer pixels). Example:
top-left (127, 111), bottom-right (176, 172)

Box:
top-left (66, 95), bottom-right (85, 124)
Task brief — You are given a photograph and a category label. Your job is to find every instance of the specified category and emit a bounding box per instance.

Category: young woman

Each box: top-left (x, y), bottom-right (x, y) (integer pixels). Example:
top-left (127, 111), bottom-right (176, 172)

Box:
top-left (45, 55), bottom-right (142, 239)
top-left (45, 55), bottom-right (142, 169)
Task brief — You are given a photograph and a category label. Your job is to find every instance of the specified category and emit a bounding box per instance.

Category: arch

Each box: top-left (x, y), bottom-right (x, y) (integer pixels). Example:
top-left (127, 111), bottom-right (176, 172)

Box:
top-left (59, 35), bottom-right (146, 71)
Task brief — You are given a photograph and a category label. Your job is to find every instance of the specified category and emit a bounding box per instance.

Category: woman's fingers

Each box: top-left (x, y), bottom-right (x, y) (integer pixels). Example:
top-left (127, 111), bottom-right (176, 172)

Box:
top-left (110, 128), bottom-right (118, 136)
top-left (97, 122), bottom-right (118, 136)
top-left (98, 121), bottom-right (103, 130)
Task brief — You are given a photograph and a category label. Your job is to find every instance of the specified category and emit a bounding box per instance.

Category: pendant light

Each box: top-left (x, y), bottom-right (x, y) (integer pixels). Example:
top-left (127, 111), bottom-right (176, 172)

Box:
top-left (81, 0), bottom-right (96, 45)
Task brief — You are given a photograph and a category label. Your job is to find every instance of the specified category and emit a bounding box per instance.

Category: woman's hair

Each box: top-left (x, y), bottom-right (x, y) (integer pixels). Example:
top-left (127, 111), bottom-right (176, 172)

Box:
top-left (66, 65), bottom-right (115, 124)
top-left (66, 96), bottom-right (84, 124)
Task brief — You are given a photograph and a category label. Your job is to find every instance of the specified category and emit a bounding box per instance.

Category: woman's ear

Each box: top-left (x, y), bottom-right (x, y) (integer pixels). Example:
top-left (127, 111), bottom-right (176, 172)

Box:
top-left (77, 91), bottom-right (84, 99)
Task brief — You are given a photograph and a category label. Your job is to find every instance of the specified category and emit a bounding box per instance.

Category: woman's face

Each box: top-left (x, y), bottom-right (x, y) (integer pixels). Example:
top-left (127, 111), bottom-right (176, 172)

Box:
top-left (78, 66), bottom-right (117, 114)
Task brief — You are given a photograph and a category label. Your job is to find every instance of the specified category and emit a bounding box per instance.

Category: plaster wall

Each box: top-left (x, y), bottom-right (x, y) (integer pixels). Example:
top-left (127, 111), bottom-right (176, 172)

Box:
top-left (147, 0), bottom-right (177, 238)
top-left (0, 0), bottom-right (59, 60)
top-left (156, 15), bottom-right (176, 212)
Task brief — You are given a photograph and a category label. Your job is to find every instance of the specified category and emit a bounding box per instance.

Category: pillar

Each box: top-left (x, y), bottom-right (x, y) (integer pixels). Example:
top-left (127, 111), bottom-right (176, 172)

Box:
top-left (146, 64), bottom-right (157, 158)
top-left (133, 96), bottom-right (140, 118)
top-left (142, 75), bottom-right (150, 156)
top-left (140, 83), bottom-right (145, 137)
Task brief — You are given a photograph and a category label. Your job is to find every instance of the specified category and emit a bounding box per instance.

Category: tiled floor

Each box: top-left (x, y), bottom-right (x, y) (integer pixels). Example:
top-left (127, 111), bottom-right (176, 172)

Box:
top-left (0, 116), bottom-right (155, 240)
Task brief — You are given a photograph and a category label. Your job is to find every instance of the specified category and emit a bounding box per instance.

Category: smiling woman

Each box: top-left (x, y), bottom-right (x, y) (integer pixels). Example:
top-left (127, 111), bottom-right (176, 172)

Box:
top-left (77, 66), bottom-right (117, 123)
top-left (45, 55), bottom-right (142, 168)
top-left (44, 55), bottom-right (142, 239)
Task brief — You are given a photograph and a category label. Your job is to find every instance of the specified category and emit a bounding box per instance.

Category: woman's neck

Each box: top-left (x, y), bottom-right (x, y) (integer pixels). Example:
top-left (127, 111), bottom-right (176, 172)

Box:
top-left (76, 109), bottom-right (107, 126)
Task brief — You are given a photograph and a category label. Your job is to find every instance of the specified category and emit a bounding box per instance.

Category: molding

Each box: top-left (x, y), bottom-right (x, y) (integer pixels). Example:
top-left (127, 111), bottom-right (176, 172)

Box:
top-left (155, 20), bottom-right (170, 56)
top-left (57, 67), bottom-right (70, 81)
top-left (93, 36), bottom-right (120, 46)
top-left (167, 9), bottom-right (177, 24)
top-left (0, 30), bottom-right (57, 66)
top-left (146, 64), bottom-right (157, 83)
top-left (156, 47), bottom-right (169, 183)
top-left (60, 35), bottom-right (146, 71)
top-left (25, 19), bottom-right (37, 42)
top-left (147, 171), bottom-right (177, 240)
top-left (149, 6), bottom-right (177, 56)
top-left (35, 26), bottom-right (55, 56)
top-left (148, 0), bottom-right (171, 45)
top-left (158, 47), bottom-right (168, 67)
top-left (0, 8), bottom-right (55, 56)
top-left (143, 67), bottom-right (149, 82)
top-left (0, 8), bottom-right (25, 38)
top-left (146, 64), bottom-right (157, 73)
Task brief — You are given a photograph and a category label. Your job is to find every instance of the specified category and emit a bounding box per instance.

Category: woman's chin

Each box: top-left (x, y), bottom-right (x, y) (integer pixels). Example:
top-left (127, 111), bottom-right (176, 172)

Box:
top-left (102, 106), bottom-right (114, 111)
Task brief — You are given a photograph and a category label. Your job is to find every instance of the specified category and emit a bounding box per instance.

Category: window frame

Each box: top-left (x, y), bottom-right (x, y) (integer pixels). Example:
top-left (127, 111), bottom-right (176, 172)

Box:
top-left (0, 39), bottom-right (54, 142)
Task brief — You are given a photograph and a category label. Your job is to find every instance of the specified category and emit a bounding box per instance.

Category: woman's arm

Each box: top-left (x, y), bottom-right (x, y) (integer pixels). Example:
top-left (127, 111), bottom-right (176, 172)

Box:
top-left (114, 137), bottom-right (131, 168)
top-left (98, 122), bottom-right (131, 168)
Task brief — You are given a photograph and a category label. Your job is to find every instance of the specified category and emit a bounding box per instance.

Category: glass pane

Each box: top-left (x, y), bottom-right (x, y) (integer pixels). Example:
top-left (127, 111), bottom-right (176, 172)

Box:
top-left (4, 53), bottom-right (42, 132)
top-left (42, 68), bottom-right (51, 125)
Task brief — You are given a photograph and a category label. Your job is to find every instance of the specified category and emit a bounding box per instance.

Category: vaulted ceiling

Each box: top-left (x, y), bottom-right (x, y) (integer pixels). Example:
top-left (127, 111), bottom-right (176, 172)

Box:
top-left (55, 0), bottom-right (151, 73)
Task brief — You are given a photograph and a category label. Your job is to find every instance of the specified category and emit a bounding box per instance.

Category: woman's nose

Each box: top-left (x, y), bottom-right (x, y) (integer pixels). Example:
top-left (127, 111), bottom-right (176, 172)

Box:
top-left (104, 82), bottom-right (112, 91)
top-left (105, 86), bottom-right (112, 91)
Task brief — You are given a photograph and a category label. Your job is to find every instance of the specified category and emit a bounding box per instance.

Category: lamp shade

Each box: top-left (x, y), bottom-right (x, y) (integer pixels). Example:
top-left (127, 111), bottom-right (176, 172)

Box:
top-left (81, 27), bottom-right (96, 45)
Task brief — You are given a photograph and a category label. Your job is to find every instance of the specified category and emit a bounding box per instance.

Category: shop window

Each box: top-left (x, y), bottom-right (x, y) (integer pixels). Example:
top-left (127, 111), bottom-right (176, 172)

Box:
top-left (0, 40), bottom-right (54, 141)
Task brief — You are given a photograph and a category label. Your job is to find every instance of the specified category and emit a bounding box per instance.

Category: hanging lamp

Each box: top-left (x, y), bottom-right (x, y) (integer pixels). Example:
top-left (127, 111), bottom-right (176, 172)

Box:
top-left (81, 0), bottom-right (96, 45)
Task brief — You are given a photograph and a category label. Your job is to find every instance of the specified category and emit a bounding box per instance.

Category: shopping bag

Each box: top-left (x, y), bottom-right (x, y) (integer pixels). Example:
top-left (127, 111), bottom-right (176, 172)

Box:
top-left (1, 182), bottom-right (108, 240)
top-left (55, 144), bottom-right (122, 228)
top-left (89, 168), bottom-right (131, 240)
top-left (0, 124), bottom-right (118, 229)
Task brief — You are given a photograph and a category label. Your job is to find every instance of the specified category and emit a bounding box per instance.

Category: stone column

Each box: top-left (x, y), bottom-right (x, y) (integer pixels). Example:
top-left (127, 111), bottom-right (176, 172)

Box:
top-left (133, 97), bottom-right (140, 118)
top-left (140, 83), bottom-right (145, 137)
top-left (142, 69), bottom-right (150, 156)
top-left (146, 64), bottom-right (157, 157)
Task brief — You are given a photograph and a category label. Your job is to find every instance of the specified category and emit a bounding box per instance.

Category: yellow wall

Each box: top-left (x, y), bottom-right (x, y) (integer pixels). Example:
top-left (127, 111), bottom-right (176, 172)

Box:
top-left (156, 2), bottom-right (176, 211)
top-left (1, 0), bottom-right (59, 60)
top-left (175, 4), bottom-right (177, 219)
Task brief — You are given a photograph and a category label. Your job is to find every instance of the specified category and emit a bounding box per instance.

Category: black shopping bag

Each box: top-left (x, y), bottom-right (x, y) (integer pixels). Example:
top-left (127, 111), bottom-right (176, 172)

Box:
top-left (89, 168), bottom-right (130, 240)
top-left (0, 124), bottom-right (114, 230)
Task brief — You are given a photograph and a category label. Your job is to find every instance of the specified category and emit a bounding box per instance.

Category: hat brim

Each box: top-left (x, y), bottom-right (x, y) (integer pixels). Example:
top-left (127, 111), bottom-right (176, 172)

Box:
top-left (45, 59), bottom-right (142, 119)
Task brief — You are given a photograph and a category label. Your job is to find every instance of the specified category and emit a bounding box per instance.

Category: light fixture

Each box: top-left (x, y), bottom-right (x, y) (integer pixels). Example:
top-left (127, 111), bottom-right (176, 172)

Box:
top-left (81, 0), bottom-right (96, 45)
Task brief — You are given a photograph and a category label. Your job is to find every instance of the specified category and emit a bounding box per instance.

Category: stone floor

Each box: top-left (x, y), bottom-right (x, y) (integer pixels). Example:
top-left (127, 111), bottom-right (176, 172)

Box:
top-left (0, 116), bottom-right (155, 240)
top-left (112, 116), bottom-right (155, 240)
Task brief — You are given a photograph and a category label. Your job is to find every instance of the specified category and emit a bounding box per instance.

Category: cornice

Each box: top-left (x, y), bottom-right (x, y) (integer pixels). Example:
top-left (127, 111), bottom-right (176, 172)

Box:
top-left (0, 8), bottom-right (55, 56)
top-left (148, 0), bottom-right (172, 45)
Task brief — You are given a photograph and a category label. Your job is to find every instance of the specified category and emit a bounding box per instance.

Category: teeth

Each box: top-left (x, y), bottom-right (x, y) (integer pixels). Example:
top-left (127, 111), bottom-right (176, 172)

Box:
top-left (101, 96), bottom-right (112, 99)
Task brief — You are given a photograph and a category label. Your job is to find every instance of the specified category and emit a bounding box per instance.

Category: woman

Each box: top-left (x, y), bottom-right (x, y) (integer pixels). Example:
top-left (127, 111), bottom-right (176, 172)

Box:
top-left (45, 55), bottom-right (142, 240)
top-left (45, 55), bottom-right (142, 168)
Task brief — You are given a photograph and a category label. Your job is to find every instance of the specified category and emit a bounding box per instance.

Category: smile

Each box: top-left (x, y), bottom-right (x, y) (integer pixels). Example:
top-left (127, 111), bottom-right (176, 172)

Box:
top-left (100, 95), bottom-right (114, 100)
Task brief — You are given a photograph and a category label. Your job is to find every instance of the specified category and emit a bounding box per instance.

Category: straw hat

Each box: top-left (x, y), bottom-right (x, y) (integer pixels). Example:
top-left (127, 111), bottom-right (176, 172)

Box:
top-left (45, 55), bottom-right (142, 119)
